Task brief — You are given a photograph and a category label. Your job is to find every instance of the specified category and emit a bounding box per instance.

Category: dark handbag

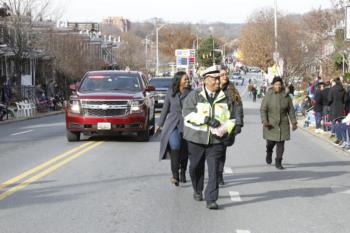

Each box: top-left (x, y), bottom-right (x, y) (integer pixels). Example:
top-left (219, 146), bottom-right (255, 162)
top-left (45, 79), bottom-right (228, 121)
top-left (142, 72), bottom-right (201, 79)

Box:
top-left (220, 129), bottom-right (236, 147)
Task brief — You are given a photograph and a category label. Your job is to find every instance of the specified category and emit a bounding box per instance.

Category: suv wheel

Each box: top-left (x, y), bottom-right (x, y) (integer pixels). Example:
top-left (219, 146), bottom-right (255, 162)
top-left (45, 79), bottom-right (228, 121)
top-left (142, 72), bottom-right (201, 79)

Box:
top-left (138, 114), bottom-right (150, 142)
top-left (138, 129), bottom-right (150, 142)
top-left (66, 130), bottom-right (81, 142)
top-left (149, 110), bottom-right (155, 136)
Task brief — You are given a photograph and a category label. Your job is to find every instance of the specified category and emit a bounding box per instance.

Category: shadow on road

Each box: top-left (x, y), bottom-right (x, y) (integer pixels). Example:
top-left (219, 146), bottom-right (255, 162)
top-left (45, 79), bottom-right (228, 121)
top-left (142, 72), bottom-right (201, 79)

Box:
top-left (0, 172), bottom-right (170, 209)
top-left (219, 187), bottom-right (333, 209)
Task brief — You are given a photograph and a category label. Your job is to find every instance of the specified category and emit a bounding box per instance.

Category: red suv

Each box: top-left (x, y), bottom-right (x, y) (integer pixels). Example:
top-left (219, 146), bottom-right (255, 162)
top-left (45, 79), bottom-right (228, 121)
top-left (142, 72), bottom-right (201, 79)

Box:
top-left (65, 70), bottom-right (156, 142)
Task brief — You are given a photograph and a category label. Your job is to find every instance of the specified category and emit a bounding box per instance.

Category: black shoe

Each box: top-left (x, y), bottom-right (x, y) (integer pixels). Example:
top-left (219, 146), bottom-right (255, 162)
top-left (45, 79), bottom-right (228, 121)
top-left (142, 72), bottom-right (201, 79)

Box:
top-left (193, 192), bottom-right (203, 201)
top-left (218, 174), bottom-right (225, 186)
top-left (171, 177), bottom-right (179, 186)
top-left (275, 158), bottom-right (285, 170)
top-left (206, 201), bottom-right (219, 210)
top-left (266, 153), bottom-right (272, 164)
top-left (179, 170), bottom-right (186, 183)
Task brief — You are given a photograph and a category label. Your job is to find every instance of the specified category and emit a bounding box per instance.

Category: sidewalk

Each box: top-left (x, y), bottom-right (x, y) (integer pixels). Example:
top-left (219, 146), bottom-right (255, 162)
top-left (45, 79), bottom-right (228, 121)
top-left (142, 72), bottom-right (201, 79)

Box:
top-left (0, 110), bottom-right (64, 125)
top-left (297, 118), bottom-right (350, 156)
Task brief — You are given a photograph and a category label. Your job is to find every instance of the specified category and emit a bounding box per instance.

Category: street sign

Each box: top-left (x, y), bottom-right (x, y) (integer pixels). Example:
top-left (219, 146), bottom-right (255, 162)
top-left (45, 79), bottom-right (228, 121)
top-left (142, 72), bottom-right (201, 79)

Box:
top-left (346, 5), bottom-right (350, 41)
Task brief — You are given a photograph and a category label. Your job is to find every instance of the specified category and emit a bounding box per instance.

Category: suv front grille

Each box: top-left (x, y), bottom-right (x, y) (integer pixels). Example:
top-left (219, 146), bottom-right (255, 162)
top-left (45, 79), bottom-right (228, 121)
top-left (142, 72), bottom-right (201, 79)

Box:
top-left (81, 100), bottom-right (129, 117)
top-left (83, 109), bottom-right (127, 117)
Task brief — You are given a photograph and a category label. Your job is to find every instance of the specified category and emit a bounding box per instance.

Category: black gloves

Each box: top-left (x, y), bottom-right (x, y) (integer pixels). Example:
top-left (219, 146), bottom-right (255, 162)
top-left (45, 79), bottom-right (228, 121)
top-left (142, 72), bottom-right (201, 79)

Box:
top-left (204, 116), bottom-right (221, 128)
top-left (263, 121), bottom-right (273, 129)
top-left (234, 126), bottom-right (242, 135)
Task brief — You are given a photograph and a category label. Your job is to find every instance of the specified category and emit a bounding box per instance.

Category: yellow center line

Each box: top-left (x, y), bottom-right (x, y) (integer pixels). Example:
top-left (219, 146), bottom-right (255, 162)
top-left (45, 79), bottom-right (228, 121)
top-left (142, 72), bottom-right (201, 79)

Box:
top-left (0, 141), bottom-right (104, 201)
top-left (0, 141), bottom-right (95, 190)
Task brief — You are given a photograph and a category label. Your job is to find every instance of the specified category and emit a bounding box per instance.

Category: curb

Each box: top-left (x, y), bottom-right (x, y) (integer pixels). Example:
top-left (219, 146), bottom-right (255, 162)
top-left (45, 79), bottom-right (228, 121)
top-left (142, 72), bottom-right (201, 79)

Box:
top-left (0, 111), bottom-right (64, 126)
top-left (297, 122), bottom-right (350, 156)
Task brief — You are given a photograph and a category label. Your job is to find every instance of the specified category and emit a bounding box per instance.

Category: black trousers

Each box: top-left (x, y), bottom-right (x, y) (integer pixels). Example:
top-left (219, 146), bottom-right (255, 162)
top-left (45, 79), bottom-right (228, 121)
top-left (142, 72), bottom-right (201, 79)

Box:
top-left (266, 140), bottom-right (285, 159)
top-left (179, 138), bottom-right (188, 171)
top-left (218, 146), bottom-right (227, 176)
top-left (188, 142), bottom-right (225, 202)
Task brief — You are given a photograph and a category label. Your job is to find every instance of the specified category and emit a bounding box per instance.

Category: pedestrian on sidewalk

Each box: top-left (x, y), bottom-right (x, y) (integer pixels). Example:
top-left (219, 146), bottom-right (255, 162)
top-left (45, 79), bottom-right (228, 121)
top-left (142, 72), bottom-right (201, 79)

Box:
top-left (328, 77), bottom-right (346, 139)
top-left (260, 76), bottom-right (297, 170)
top-left (321, 81), bottom-right (331, 132)
top-left (252, 85), bottom-right (257, 102)
top-left (156, 71), bottom-right (191, 186)
top-left (218, 67), bottom-right (244, 186)
top-left (314, 82), bottom-right (325, 133)
top-left (183, 65), bottom-right (236, 209)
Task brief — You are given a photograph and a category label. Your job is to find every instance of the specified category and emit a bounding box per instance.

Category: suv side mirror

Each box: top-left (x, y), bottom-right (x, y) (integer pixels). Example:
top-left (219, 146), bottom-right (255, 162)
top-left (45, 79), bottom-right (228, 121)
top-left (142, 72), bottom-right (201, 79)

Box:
top-left (69, 82), bottom-right (81, 91)
top-left (146, 85), bottom-right (155, 92)
top-left (69, 84), bottom-right (76, 91)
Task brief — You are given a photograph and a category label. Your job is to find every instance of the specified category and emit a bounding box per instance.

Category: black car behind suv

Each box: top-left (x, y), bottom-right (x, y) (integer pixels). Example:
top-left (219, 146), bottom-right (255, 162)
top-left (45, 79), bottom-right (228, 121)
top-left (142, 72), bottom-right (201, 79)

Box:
top-left (149, 77), bottom-right (172, 109)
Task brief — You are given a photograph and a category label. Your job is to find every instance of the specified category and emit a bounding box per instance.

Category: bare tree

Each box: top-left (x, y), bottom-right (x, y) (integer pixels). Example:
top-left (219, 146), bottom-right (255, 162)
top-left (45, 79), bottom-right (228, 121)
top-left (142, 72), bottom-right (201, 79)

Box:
top-left (238, 7), bottom-right (343, 79)
top-left (0, 0), bottom-right (54, 84)
top-left (44, 32), bottom-right (106, 82)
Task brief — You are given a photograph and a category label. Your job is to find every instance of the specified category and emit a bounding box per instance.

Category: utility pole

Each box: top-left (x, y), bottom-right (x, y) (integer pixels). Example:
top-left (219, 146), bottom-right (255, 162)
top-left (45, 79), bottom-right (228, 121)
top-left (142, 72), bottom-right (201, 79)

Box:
top-left (145, 35), bottom-right (148, 70)
top-left (156, 24), bottom-right (166, 76)
top-left (212, 37), bottom-right (215, 66)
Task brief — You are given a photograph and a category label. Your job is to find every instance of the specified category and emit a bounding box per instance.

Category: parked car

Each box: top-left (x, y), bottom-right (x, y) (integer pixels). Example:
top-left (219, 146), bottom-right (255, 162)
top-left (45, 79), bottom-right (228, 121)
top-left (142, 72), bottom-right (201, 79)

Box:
top-left (249, 67), bottom-right (261, 73)
top-left (65, 70), bottom-right (156, 142)
top-left (229, 72), bottom-right (244, 86)
top-left (149, 77), bottom-right (172, 109)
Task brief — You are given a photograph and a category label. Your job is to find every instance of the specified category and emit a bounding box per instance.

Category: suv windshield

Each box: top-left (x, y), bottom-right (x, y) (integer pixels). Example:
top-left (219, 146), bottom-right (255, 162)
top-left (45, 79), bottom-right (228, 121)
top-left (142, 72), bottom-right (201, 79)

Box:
top-left (149, 78), bottom-right (172, 88)
top-left (79, 74), bottom-right (141, 92)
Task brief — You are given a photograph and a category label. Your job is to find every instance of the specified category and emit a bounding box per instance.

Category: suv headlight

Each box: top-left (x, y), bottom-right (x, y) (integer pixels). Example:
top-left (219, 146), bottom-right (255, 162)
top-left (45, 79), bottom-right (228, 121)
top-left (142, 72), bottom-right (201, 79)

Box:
top-left (69, 100), bottom-right (81, 114)
top-left (130, 99), bottom-right (145, 114)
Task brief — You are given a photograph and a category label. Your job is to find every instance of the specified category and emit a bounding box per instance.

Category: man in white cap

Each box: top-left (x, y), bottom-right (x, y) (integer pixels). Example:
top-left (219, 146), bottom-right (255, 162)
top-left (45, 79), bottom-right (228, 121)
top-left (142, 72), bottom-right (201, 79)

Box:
top-left (183, 65), bottom-right (236, 209)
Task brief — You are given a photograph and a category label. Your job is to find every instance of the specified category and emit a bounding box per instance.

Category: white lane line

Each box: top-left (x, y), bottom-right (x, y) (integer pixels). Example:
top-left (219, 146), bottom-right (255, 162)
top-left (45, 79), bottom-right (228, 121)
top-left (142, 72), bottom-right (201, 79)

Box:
top-left (341, 189), bottom-right (350, 194)
top-left (11, 130), bottom-right (34, 136)
top-left (236, 230), bottom-right (251, 233)
top-left (21, 122), bottom-right (65, 129)
top-left (229, 191), bottom-right (242, 202)
top-left (224, 166), bottom-right (233, 174)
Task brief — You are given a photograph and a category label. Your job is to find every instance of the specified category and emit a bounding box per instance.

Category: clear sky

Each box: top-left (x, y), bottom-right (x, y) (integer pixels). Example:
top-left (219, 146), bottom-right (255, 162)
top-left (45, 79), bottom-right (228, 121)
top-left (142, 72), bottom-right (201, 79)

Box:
top-left (59, 0), bottom-right (332, 23)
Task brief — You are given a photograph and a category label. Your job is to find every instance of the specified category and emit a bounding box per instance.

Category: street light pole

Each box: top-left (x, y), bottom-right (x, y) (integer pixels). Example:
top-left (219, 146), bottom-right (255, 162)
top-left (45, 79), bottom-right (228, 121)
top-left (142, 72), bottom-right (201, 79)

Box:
top-left (196, 34), bottom-right (199, 50)
top-left (145, 33), bottom-right (153, 70)
top-left (145, 35), bottom-right (148, 70)
top-left (342, 53), bottom-right (345, 75)
top-left (156, 24), bottom-right (166, 76)
top-left (274, 0), bottom-right (278, 58)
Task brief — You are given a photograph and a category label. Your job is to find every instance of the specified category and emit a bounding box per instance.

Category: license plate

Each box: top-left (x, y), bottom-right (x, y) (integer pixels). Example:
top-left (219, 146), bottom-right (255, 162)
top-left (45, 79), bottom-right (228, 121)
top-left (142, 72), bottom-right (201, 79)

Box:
top-left (97, 122), bottom-right (111, 130)
top-left (158, 99), bottom-right (164, 104)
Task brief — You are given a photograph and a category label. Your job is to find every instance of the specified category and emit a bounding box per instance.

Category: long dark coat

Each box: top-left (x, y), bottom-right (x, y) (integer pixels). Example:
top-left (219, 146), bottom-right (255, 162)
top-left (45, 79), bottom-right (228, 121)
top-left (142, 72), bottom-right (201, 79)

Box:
top-left (314, 89), bottom-right (323, 113)
top-left (158, 88), bottom-right (191, 161)
top-left (328, 83), bottom-right (346, 120)
top-left (260, 89), bottom-right (297, 142)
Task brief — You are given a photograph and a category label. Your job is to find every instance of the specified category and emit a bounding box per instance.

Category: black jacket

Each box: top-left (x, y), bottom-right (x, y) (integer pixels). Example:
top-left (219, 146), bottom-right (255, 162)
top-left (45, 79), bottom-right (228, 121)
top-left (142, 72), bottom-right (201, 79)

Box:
top-left (345, 86), bottom-right (350, 113)
top-left (320, 88), bottom-right (330, 107)
top-left (328, 84), bottom-right (346, 120)
top-left (314, 89), bottom-right (323, 112)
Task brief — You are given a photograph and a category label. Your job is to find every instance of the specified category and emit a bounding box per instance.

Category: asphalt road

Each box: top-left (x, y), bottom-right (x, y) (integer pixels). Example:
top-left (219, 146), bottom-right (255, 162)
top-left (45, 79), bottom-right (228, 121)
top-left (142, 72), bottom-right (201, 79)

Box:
top-left (0, 73), bottom-right (350, 233)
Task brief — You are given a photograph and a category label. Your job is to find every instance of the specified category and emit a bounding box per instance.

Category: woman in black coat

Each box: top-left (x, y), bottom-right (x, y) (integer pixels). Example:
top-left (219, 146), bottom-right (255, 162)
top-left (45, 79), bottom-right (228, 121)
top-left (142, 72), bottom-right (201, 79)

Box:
top-left (328, 78), bottom-right (346, 120)
top-left (155, 71), bottom-right (191, 186)
top-left (328, 78), bottom-right (346, 136)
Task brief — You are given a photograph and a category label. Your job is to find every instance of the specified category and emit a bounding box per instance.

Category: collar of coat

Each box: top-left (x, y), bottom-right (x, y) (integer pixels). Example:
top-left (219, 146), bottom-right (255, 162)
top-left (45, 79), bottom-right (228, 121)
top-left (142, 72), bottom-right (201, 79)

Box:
top-left (199, 87), bottom-right (226, 103)
top-left (267, 87), bottom-right (289, 97)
